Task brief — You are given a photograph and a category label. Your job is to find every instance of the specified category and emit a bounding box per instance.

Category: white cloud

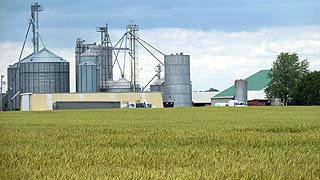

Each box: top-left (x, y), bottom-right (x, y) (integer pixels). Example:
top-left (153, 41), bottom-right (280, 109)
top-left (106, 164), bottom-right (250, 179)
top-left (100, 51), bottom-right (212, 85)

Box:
top-left (0, 25), bottom-right (319, 93)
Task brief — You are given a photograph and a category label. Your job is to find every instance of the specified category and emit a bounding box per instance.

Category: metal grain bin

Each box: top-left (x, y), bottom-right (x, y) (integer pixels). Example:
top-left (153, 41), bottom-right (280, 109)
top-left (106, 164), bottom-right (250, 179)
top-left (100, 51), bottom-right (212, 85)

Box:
top-left (96, 46), bottom-right (113, 87)
top-left (77, 46), bottom-right (113, 92)
top-left (19, 48), bottom-right (69, 93)
top-left (7, 63), bottom-right (20, 110)
top-left (107, 78), bottom-right (131, 93)
top-left (163, 53), bottom-right (192, 107)
top-left (235, 79), bottom-right (248, 104)
top-left (7, 48), bottom-right (70, 110)
top-left (77, 61), bottom-right (100, 92)
top-left (150, 79), bottom-right (165, 92)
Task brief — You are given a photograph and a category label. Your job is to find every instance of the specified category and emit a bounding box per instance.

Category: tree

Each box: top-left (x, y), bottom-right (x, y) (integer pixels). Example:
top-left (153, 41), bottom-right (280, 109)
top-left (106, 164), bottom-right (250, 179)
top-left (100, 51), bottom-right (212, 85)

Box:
top-left (265, 52), bottom-right (309, 106)
top-left (207, 88), bottom-right (219, 92)
top-left (291, 71), bottom-right (320, 105)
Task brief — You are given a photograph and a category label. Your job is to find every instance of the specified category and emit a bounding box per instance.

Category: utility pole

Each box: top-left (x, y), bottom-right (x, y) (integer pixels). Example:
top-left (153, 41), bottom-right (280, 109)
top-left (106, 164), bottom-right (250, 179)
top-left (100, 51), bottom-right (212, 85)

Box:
top-left (0, 75), bottom-right (4, 111)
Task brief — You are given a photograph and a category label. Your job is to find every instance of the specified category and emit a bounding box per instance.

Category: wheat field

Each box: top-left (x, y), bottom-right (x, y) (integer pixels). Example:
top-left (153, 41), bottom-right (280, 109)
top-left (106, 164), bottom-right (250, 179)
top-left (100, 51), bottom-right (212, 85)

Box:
top-left (1, 107), bottom-right (319, 179)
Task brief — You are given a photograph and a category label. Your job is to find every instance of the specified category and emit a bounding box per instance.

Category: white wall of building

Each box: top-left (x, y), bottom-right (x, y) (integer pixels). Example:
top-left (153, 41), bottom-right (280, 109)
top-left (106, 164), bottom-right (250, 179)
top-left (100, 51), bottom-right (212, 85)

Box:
top-left (248, 90), bottom-right (266, 100)
top-left (192, 91), bottom-right (219, 104)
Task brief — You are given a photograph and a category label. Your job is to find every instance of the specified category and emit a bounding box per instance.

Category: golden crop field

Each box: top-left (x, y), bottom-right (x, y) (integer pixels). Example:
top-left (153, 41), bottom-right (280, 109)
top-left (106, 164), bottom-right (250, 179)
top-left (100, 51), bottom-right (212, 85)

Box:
top-left (0, 107), bottom-right (319, 179)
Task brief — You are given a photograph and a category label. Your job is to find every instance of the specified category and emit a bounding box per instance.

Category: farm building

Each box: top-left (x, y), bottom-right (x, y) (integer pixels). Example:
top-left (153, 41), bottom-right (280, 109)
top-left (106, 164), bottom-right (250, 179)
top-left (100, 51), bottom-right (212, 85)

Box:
top-left (211, 70), bottom-right (271, 105)
top-left (20, 92), bottom-right (163, 111)
top-left (192, 91), bottom-right (219, 106)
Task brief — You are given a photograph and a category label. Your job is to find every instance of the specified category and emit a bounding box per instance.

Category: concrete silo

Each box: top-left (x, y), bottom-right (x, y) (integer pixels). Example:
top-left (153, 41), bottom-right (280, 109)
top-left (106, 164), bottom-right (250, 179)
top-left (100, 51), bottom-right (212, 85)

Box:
top-left (163, 53), bottom-right (192, 107)
top-left (234, 79), bottom-right (248, 104)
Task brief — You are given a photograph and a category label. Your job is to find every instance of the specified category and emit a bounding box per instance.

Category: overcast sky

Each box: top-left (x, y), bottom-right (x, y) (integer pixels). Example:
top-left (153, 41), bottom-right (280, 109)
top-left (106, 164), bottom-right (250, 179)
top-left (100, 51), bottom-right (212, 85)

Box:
top-left (0, 0), bottom-right (319, 92)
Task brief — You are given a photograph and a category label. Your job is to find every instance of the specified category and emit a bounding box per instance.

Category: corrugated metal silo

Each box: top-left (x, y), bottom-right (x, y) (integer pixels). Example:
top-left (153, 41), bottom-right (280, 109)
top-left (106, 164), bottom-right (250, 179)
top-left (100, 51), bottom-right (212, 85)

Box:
top-left (107, 78), bottom-right (131, 93)
top-left (77, 61), bottom-right (100, 93)
top-left (7, 63), bottom-right (20, 110)
top-left (234, 79), bottom-right (248, 104)
top-left (76, 46), bottom-right (113, 92)
top-left (163, 53), bottom-right (192, 107)
top-left (150, 79), bottom-right (165, 92)
top-left (94, 46), bottom-right (113, 90)
top-left (7, 48), bottom-right (70, 110)
top-left (19, 48), bottom-right (69, 93)
top-left (75, 39), bottom-right (86, 92)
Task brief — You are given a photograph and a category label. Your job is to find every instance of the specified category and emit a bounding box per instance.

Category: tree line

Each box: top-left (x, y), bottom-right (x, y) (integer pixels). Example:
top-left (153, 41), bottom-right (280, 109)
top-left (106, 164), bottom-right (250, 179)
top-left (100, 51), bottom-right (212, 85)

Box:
top-left (265, 52), bottom-right (320, 106)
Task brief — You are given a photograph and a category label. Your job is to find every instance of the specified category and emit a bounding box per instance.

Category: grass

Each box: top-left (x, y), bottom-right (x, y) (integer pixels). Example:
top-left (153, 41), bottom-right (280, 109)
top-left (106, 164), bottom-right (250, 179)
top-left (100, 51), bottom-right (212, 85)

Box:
top-left (0, 106), bottom-right (320, 179)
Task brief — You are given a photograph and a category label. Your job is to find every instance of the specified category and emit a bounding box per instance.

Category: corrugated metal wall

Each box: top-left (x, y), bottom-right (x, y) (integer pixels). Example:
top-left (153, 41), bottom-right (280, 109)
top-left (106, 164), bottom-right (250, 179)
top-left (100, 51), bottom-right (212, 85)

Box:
top-left (20, 62), bottom-right (69, 93)
top-left (163, 54), bottom-right (192, 107)
top-left (150, 84), bottom-right (165, 92)
top-left (97, 47), bottom-right (113, 88)
top-left (7, 66), bottom-right (20, 109)
top-left (77, 62), bottom-right (100, 93)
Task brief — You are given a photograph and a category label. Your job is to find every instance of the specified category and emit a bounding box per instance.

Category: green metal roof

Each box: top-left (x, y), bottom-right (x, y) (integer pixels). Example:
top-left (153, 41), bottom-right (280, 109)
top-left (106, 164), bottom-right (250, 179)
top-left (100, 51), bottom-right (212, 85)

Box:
top-left (213, 70), bottom-right (271, 98)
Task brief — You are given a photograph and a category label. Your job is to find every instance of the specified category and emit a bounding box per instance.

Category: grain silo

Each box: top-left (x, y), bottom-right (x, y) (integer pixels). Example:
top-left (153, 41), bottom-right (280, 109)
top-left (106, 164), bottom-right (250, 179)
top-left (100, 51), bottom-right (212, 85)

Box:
top-left (150, 64), bottom-right (165, 92)
top-left (7, 49), bottom-right (70, 110)
top-left (19, 48), bottom-right (69, 93)
top-left (234, 79), bottom-right (248, 104)
top-left (94, 46), bottom-right (113, 90)
top-left (163, 53), bottom-right (192, 107)
top-left (7, 63), bottom-right (20, 109)
top-left (150, 79), bottom-right (165, 92)
top-left (75, 38), bottom-right (86, 90)
top-left (77, 49), bottom-right (99, 92)
top-left (75, 25), bottom-right (113, 92)
top-left (106, 78), bottom-right (131, 93)
top-left (77, 61), bottom-right (100, 93)
top-left (7, 2), bottom-right (70, 110)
